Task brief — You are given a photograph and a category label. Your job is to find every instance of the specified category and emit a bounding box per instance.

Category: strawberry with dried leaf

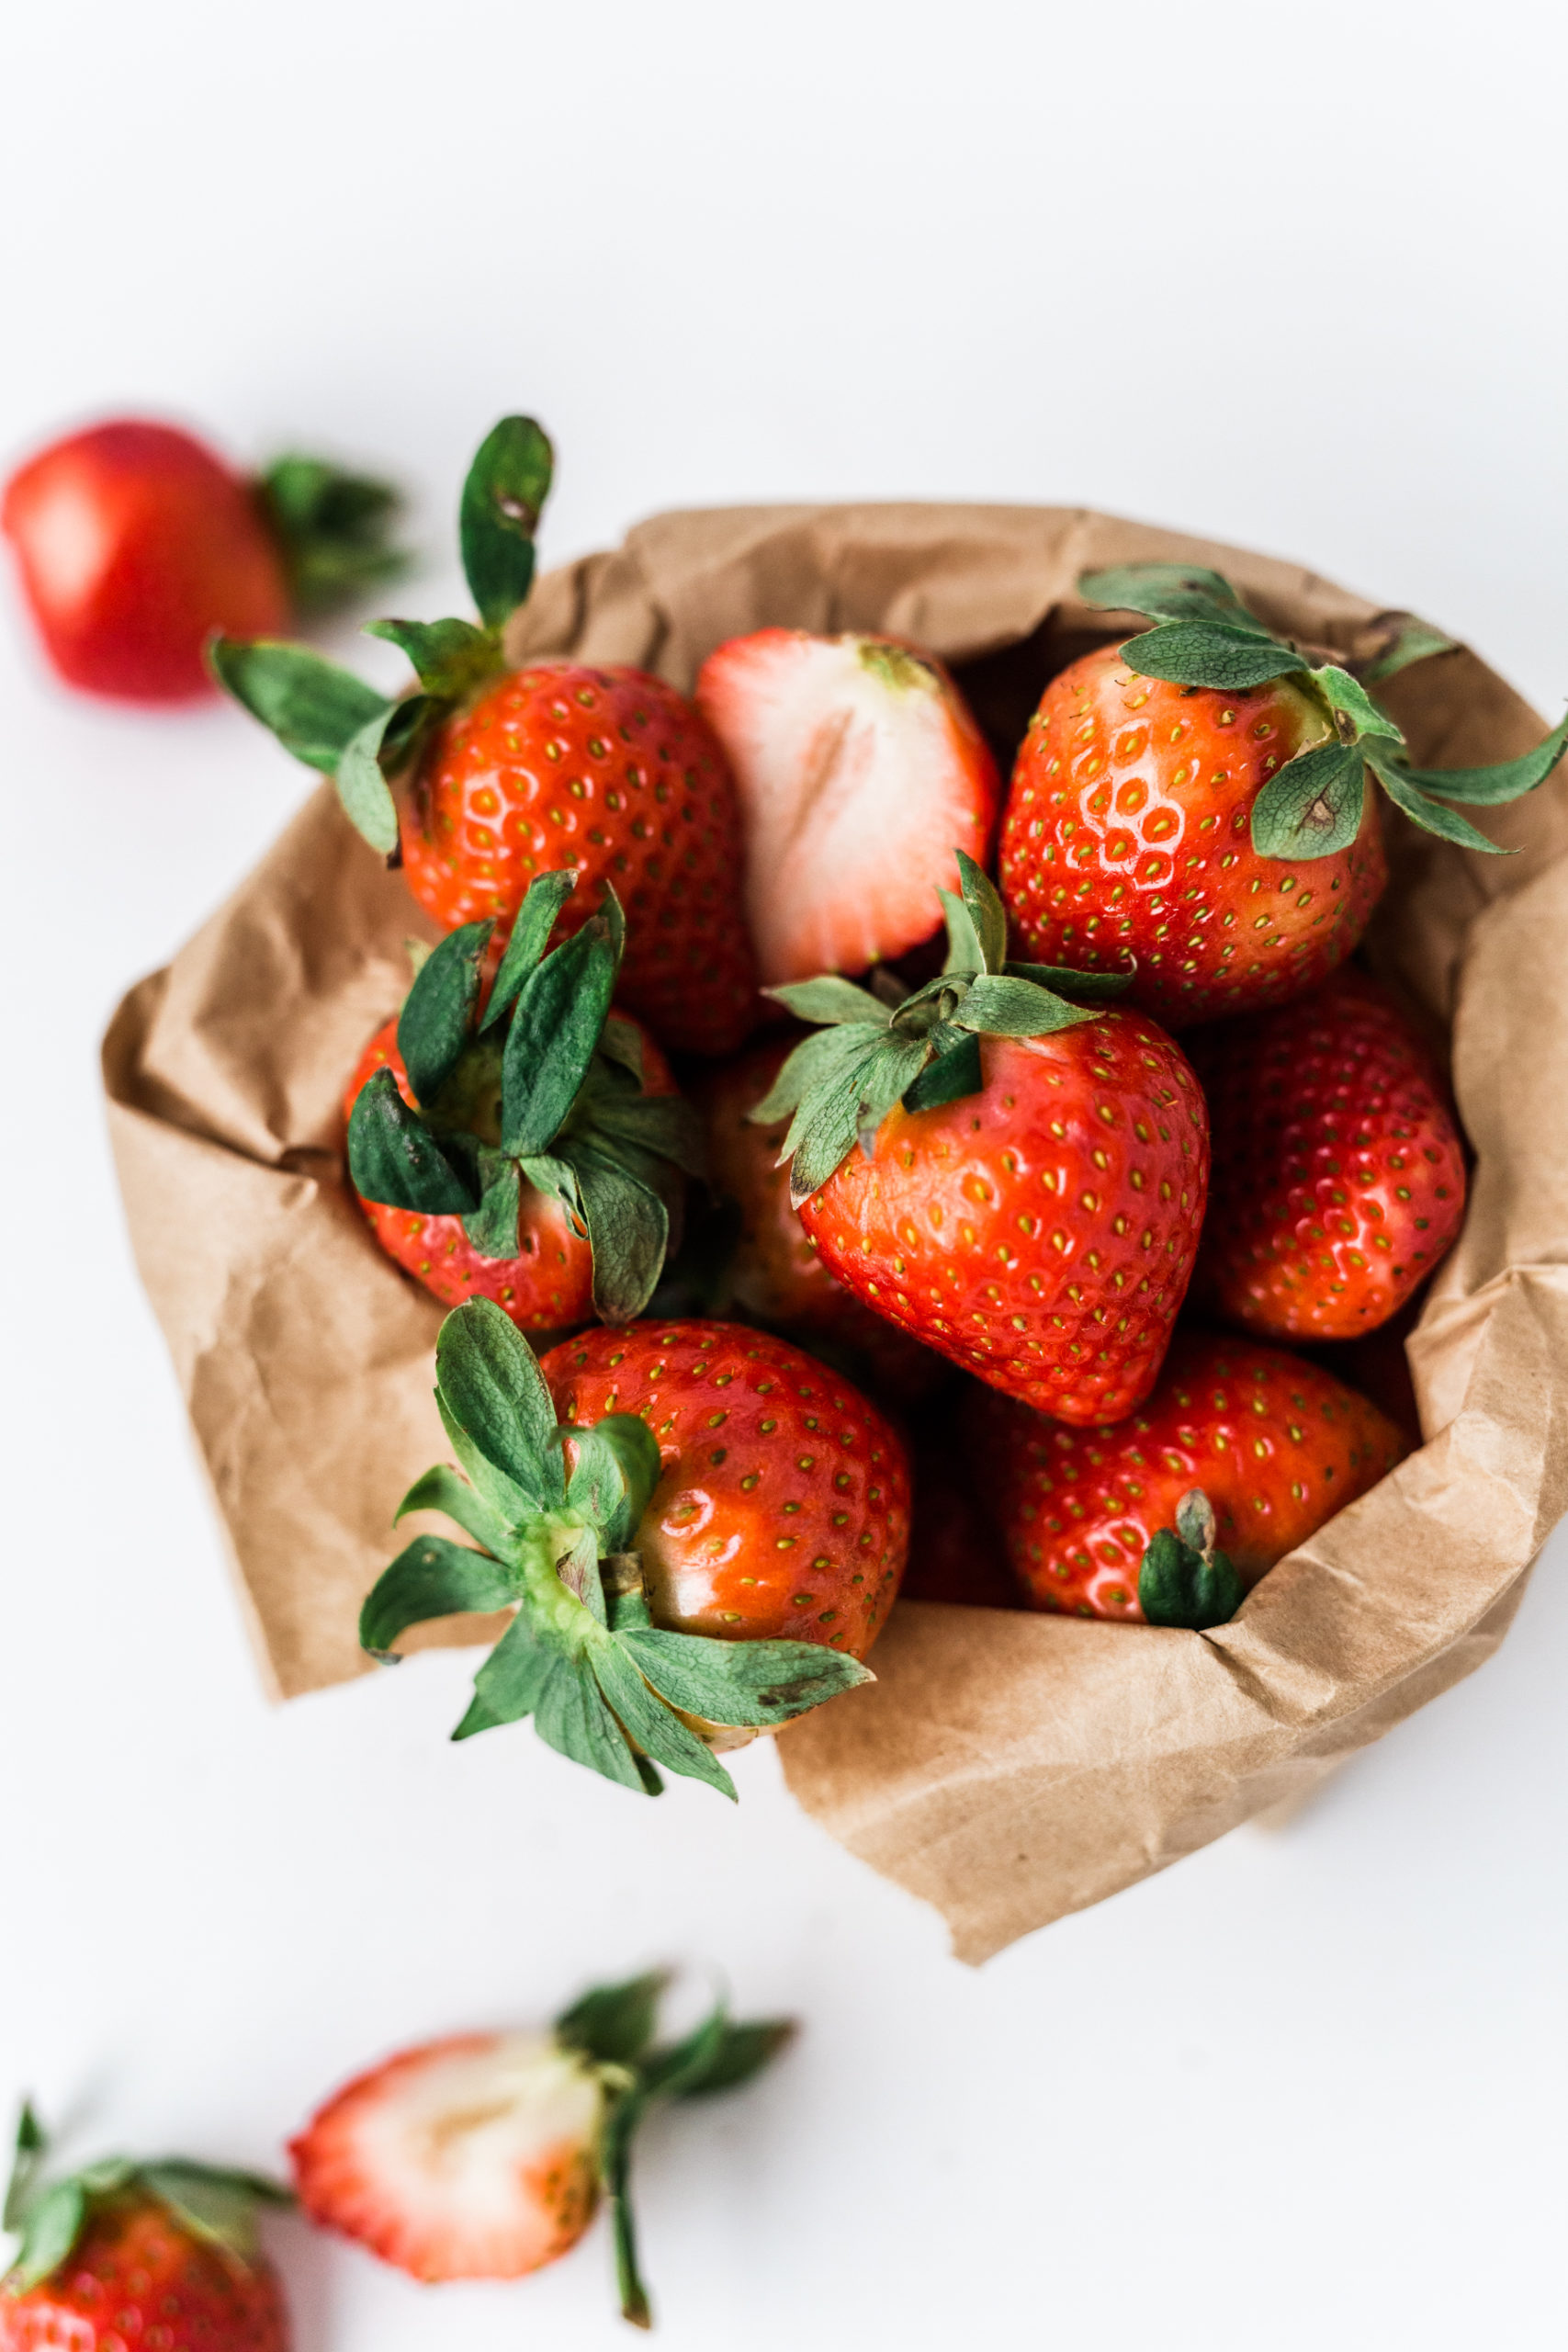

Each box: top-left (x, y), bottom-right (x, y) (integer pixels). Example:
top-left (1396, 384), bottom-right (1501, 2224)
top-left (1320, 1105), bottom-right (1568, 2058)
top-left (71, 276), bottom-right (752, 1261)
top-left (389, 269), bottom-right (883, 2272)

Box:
top-left (345, 866), bottom-right (701, 1328)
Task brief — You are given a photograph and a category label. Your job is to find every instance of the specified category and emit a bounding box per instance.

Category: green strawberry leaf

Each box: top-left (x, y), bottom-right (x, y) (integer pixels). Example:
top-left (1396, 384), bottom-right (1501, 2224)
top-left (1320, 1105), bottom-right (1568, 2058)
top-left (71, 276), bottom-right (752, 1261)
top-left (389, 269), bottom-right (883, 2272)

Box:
top-left (750, 1023), bottom-right (889, 1128)
top-left (1366, 748), bottom-right (1517, 854)
top-left (619, 1627), bottom-right (873, 1728)
top-left (763, 976), bottom-right (894, 1027)
top-left (366, 616), bottom-right (499, 699)
top-left (1079, 563), bottom-right (1276, 633)
top-left (395, 1464), bottom-right (513, 1556)
top-left (334, 699), bottom-right (427, 856)
top-left (671, 2018), bottom-right (795, 2099)
top-left (4, 2103), bottom-right (44, 2233)
top-left (1250, 741), bottom-right (1367, 860)
top-left (564, 1415), bottom-right (663, 1553)
top-left (462, 1156), bottom-right (522, 1260)
top-left (454, 1611), bottom-right (568, 1738)
top-left (396, 919), bottom-right (492, 1106)
top-left (578, 1088), bottom-right (707, 1180)
top-left (952, 848), bottom-right (1009, 972)
top-left (360, 1534), bottom-right (515, 1658)
top-left (1003, 960), bottom-right (1134, 1001)
top-left (436, 1391), bottom-right (548, 1530)
top-left (785, 1035), bottom-right (903, 1203)
top-left (518, 1151), bottom-right (585, 1230)
top-left (346, 1069), bottom-right (480, 1214)
top-left (1121, 620), bottom-right (1311, 692)
top-left (1358, 612), bottom-right (1459, 684)
top-left (901, 1028), bottom-right (984, 1114)
top-left (954, 973), bottom-right (1100, 1038)
top-left (1313, 663), bottom-right (1404, 745)
top-left (459, 415), bottom-right (555, 631)
top-left (434, 1299), bottom-right (566, 1509)
top-left (207, 638), bottom-right (390, 774)
top-left (534, 1658), bottom-right (652, 1793)
top-left (7, 2178), bottom-right (86, 2292)
top-left (501, 901), bottom-right (623, 1158)
top-left (139, 2164), bottom-right (291, 2262)
top-left (1369, 709), bottom-right (1568, 806)
top-left (589, 1641), bottom-right (739, 1799)
top-left (484, 869), bottom-right (581, 1031)
top-left (597, 1013), bottom-right (646, 1085)
top-left (555, 1972), bottom-right (669, 2068)
top-left (565, 1145), bottom-right (671, 1324)
top-left (852, 1035), bottom-right (936, 1159)
top-left (258, 456), bottom-right (406, 616)
top-left (1138, 1528), bottom-right (1245, 1630)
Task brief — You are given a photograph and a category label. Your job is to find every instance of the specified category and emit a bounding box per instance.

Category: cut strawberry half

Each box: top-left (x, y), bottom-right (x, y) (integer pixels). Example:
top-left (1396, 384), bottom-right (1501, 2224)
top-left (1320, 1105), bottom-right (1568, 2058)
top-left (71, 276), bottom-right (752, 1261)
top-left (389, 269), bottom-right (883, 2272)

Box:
top-left (289, 2030), bottom-right (604, 2283)
top-left (696, 628), bottom-right (999, 985)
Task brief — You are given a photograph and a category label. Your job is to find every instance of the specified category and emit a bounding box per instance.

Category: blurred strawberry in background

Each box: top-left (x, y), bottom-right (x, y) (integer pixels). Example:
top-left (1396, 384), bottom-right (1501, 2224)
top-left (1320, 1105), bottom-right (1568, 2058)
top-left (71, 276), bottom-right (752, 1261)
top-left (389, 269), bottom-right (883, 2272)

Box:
top-left (1, 418), bottom-right (405, 701)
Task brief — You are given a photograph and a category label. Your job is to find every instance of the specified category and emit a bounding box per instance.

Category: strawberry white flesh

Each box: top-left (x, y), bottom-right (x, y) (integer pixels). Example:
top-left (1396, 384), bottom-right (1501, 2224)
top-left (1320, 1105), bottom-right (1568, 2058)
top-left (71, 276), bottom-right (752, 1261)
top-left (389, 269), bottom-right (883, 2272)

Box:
top-left (696, 628), bottom-right (998, 985)
top-left (290, 2030), bottom-right (606, 2282)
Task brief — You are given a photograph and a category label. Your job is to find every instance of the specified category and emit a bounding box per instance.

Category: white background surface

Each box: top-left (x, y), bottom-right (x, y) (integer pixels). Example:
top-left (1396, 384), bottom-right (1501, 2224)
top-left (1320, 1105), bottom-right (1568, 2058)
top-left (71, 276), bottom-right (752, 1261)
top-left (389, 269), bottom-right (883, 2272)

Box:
top-left (4, 2), bottom-right (1567, 2344)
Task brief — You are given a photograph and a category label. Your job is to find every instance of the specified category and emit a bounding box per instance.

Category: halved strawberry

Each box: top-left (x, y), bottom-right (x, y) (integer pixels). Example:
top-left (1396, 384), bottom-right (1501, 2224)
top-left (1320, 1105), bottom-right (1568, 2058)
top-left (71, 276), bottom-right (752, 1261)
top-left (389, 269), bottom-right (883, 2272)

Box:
top-left (695, 628), bottom-right (999, 985)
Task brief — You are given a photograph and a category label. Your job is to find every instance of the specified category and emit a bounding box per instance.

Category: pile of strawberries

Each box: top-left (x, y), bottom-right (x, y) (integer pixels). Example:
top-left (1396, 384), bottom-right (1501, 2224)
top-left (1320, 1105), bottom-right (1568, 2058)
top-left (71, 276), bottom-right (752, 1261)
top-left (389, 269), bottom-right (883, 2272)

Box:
top-left (209, 416), bottom-right (1568, 1793)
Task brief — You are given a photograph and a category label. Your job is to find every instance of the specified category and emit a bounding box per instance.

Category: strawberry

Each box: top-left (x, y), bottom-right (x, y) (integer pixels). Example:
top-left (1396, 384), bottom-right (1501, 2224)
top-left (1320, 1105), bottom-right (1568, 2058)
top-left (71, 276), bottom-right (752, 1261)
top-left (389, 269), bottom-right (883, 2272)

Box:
top-left (758, 853), bottom-right (1208, 1423)
top-left (212, 417), bottom-right (757, 1056)
top-left (359, 1300), bottom-right (904, 1795)
top-left (1187, 966), bottom-right (1468, 1339)
top-left (289, 1973), bottom-right (791, 2328)
top-left (696, 1036), bottom-right (943, 1398)
top-left (0, 2104), bottom-right (289, 2352)
top-left (998, 564), bottom-right (1568, 1026)
top-left (694, 628), bottom-right (999, 985)
top-left (964, 1329), bottom-right (1408, 1623)
top-left (343, 869), bottom-right (701, 1328)
top-left (2, 419), bottom-right (402, 701)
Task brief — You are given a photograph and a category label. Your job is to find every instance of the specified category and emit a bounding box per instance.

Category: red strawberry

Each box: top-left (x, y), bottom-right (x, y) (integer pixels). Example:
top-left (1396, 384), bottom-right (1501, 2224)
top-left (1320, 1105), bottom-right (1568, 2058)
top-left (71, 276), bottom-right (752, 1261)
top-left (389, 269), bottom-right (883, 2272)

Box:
top-left (3, 419), bottom-right (401, 701)
top-left (343, 873), bottom-right (701, 1331)
top-left (695, 628), bottom-right (999, 985)
top-left (359, 1301), bottom-right (901, 1797)
top-left (762, 854), bottom-right (1208, 1424)
top-left (698, 1037), bottom-right (943, 1400)
top-left (998, 562), bottom-right (1568, 1028)
top-left (544, 1321), bottom-right (909, 1657)
top-left (289, 1973), bottom-right (792, 2328)
top-left (0, 2107), bottom-right (289, 2352)
top-left (1187, 967), bottom-right (1468, 1339)
top-left (213, 418), bottom-right (757, 1057)
top-left (998, 642), bottom-right (1388, 1027)
top-left (964, 1329), bottom-right (1408, 1620)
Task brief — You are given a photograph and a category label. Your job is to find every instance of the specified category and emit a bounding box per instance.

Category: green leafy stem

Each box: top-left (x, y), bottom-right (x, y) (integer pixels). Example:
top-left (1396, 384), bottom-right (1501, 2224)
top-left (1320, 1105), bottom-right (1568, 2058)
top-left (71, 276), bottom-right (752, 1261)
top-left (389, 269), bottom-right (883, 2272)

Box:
top-left (360, 1300), bottom-right (874, 1799)
top-left (751, 849), bottom-right (1134, 1203)
top-left (1137, 1487), bottom-right (1245, 1630)
top-left (209, 415), bottom-right (554, 854)
top-left (1079, 562), bottom-right (1568, 863)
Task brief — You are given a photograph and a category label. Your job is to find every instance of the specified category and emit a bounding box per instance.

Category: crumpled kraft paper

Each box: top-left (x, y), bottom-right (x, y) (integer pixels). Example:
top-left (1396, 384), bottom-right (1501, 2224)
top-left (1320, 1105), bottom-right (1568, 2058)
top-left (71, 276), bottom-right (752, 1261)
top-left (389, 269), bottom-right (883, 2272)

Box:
top-left (103, 503), bottom-right (1568, 1961)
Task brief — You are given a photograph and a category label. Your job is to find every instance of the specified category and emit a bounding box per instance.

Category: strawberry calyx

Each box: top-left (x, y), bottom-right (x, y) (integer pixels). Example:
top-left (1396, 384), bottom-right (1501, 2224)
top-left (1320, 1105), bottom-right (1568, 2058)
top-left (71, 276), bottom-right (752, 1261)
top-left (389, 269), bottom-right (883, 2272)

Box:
top-left (209, 414), bottom-right (555, 855)
top-left (255, 453), bottom-right (407, 616)
top-left (347, 867), bottom-right (704, 1322)
top-left (1137, 1487), bottom-right (1245, 1630)
top-left (3, 2103), bottom-right (290, 2297)
top-left (1079, 563), bottom-right (1568, 864)
top-left (361, 1298), bottom-right (874, 1799)
top-left (753, 850), bottom-right (1134, 1205)
top-left (552, 1971), bottom-right (795, 2327)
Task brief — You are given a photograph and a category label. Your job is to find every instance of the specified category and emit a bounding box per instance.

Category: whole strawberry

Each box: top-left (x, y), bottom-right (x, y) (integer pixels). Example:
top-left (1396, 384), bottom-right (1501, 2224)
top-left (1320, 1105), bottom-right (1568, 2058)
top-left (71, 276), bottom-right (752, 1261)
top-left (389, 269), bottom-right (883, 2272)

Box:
top-left (360, 1300), bottom-right (906, 1794)
top-left (964, 1329), bottom-right (1408, 1623)
top-left (290, 1973), bottom-right (791, 2328)
top-left (3, 418), bottom-right (402, 700)
top-left (0, 2106), bottom-right (289, 2352)
top-left (758, 852), bottom-right (1208, 1423)
top-left (344, 868), bottom-right (700, 1329)
top-left (698, 1036), bottom-right (943, 1398)
top-left (998, 564), bottom-right (1568, 1027)
top-left (695, 627), bottom-right (999, 984)
top-left (212, 418), bottom-right (756, 1055)
top-left (1187, 967), bottom-right (1467, 1339)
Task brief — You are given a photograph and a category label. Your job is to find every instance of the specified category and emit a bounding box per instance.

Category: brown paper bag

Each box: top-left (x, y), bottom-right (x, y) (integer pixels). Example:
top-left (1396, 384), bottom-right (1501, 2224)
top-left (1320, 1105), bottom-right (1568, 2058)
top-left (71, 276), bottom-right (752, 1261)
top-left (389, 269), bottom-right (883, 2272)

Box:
top-left (104, 504), bottom-right (1568, 1960)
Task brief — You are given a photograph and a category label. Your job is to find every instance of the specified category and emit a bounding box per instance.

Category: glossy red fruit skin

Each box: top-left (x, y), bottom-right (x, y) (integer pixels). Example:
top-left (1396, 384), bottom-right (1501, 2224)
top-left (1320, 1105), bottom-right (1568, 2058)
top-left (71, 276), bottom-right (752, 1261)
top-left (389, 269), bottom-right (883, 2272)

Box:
top-left (798, 1011), bottom-right (1209, 1425)
top-left (964, 1329), bottom-right (1409, 1619)
top-left (342, 1016), bottom-right (675, 1332)
top-left (541, 1322), bottom-right (910, 1657)
top-left (998, 643), bottom-right (1390, 1028)
top-left (2, 420), bottom-right (288, 700)
top-left (0, 2194), bottom-right (288, 2352)
top-left (700, 1038), bottom-right (943, 1401)
top-left (1187, 967), bottom-right (1468, 1340)
top-left (400, 662), bottom-right (759, 1056)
